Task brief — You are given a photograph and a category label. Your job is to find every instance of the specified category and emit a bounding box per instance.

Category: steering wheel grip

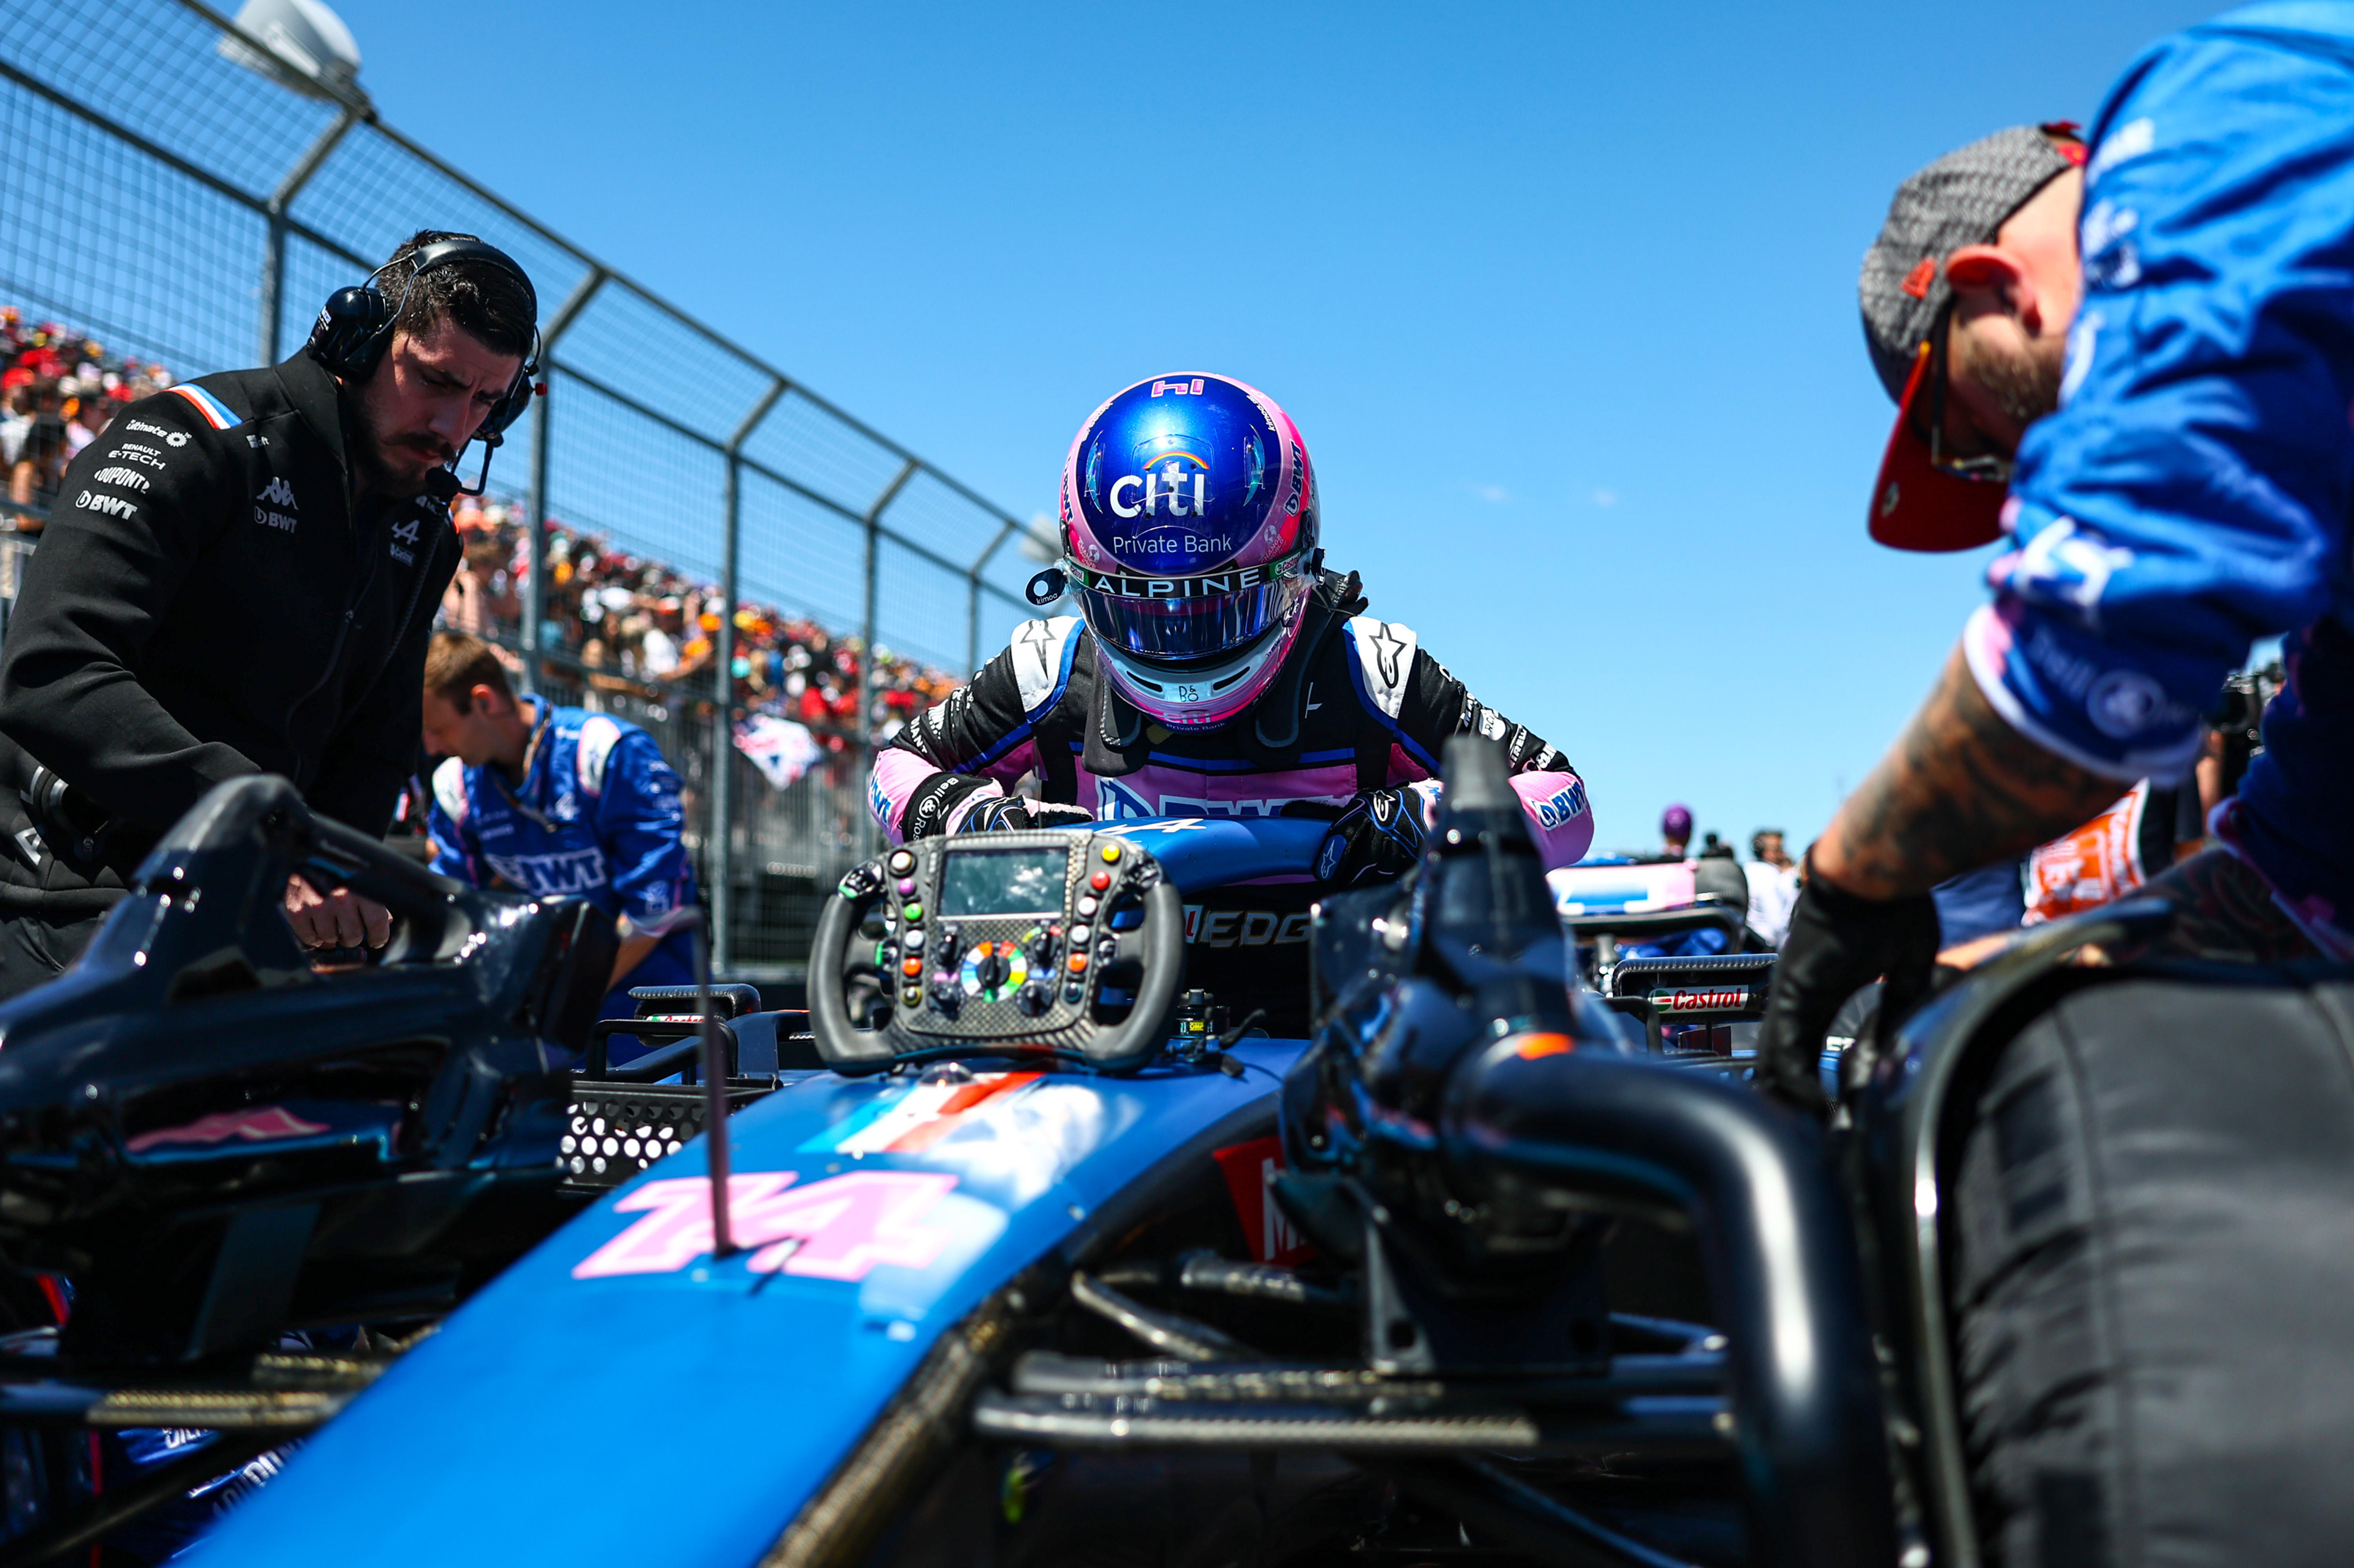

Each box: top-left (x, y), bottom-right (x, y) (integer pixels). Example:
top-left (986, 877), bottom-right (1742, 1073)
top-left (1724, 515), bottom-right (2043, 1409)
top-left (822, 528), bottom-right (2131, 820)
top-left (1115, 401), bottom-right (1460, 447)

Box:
top-left (810, 880), bottom-right (896, 1075)
top-left (810, 871), bottom-right (1188, 1076)
top-left (1081, 880), bottom-right (1187, 1073)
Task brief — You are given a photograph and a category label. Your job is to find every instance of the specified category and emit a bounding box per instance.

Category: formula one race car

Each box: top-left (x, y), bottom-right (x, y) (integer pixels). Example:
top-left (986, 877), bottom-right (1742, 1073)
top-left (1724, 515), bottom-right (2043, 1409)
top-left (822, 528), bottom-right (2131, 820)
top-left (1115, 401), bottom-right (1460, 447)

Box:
top-left (50, 748), bottom-right (2354, 1566)
top-left (171, 742), bottom-right (1883, 1568)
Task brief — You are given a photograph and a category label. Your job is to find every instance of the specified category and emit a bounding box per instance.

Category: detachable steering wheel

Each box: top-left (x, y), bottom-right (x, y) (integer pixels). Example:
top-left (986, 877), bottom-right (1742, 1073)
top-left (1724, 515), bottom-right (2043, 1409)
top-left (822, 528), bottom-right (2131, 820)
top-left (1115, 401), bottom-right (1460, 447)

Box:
top-left (810, 829), bottom-right (1185, 1075)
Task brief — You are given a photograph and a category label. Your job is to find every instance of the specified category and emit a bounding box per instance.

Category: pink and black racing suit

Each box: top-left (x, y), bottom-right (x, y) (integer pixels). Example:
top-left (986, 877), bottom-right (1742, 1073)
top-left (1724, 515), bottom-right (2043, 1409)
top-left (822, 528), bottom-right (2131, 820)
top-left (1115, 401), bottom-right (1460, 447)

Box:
top-left (869, 571), bottom-right (1595, 866)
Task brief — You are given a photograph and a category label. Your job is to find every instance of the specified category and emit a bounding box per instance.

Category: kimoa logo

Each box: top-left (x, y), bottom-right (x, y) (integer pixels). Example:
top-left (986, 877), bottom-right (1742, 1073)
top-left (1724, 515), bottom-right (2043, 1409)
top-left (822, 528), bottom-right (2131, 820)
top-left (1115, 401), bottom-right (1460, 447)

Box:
top-left (257, 476), bottom-right (296, 508)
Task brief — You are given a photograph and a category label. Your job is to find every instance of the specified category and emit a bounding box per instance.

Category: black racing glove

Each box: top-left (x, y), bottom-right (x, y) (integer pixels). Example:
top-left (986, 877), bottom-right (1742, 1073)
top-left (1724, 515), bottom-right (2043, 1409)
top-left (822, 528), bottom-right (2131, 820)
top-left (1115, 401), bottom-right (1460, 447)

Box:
top-left (1288, 787), bottom-right (1430, 886)
top-left (960, 794), bottom-right (1095, 833)
top-left (1754, 859), bottom-right (1941, 1116)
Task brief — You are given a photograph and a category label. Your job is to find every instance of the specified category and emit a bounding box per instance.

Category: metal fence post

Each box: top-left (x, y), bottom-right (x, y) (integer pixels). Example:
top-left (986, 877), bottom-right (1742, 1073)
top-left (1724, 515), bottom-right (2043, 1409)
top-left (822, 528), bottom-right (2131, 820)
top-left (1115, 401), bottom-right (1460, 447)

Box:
top-left (859, 461), bottom-right (919, 850)
top-left (254, 106), bottom-right (358, 365)
top-left (712, 378), bottom-right (786, 974)
top-left (963, 515), bottom-right (1021, 676)
top-left (521, 269), bottom-right (605, 697)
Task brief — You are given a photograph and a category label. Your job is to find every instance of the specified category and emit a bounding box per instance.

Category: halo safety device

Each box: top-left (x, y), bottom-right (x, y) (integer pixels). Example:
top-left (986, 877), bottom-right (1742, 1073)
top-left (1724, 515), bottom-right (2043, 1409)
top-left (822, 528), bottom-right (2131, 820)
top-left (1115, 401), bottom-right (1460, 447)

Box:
top-left (306, 237), bottom-right (542, 494)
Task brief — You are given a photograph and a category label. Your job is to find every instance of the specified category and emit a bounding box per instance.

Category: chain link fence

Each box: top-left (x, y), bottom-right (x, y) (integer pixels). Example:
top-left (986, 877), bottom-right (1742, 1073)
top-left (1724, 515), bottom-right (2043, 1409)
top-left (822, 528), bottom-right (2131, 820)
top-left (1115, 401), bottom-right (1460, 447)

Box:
top-left (0, 0), bottom-right (1045, 975)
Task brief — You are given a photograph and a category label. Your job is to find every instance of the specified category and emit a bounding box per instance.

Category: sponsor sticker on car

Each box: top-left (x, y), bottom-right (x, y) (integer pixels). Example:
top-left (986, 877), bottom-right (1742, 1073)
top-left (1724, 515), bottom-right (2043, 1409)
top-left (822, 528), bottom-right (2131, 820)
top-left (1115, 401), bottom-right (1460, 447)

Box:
top-left (1645, 986), bottom-right (1757, 1017)
top-left (573, 1169), bottom-right (960, 1282)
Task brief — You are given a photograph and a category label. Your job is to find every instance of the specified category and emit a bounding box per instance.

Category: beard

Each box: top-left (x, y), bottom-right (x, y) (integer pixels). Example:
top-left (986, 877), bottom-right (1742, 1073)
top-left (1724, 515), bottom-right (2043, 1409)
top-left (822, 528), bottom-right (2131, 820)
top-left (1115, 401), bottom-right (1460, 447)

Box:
top-left (352, 419), bottom-right (454, 501)
top-left (1959, 330), bottom-right (2065, 428)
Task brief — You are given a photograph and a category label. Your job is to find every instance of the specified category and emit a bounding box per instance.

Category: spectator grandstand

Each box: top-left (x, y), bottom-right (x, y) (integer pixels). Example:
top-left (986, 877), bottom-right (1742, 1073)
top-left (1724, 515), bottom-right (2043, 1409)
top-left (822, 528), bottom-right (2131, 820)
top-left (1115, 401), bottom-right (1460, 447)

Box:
top-left (2, 309), bottom-right (176, 534)
top-left (444, 495), bottom-right (963, 751)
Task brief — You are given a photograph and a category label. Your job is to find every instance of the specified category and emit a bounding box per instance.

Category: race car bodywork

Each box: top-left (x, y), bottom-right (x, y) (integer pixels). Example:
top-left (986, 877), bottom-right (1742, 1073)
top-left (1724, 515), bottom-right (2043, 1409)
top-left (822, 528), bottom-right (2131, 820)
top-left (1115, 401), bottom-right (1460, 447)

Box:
top-left (187, 759), bottom-right (1894, 1568)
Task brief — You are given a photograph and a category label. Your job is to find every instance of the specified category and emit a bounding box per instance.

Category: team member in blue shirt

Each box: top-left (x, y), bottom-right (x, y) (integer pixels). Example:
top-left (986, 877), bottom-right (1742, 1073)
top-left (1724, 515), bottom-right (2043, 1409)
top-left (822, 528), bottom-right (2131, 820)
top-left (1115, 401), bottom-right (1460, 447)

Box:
top-left (420, 631), bottom-right (699, 1039)
top-left (1761, 6), bottom-right (2354, 1097)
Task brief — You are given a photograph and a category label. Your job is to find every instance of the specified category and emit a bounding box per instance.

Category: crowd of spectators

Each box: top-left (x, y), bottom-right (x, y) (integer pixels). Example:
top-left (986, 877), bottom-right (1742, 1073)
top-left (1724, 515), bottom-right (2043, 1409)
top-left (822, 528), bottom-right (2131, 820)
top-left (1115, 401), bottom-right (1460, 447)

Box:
top-left (2, 309), bottom-right (175, 536)
top-left (439, 498), bottom-right (963, 751)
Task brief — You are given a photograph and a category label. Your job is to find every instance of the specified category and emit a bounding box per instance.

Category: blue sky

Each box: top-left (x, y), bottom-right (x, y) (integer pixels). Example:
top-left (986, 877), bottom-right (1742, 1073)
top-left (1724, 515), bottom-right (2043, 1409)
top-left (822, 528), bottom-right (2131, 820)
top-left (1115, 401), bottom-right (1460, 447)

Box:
top-left (341, 0), bottom-right (2214, 854)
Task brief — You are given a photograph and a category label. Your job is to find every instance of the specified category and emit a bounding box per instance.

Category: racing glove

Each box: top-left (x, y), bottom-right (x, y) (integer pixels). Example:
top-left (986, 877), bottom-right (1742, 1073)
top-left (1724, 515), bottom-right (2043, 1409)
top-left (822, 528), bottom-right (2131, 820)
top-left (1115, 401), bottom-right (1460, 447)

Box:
top-left (960, 795), bottom-right (1095, 834)
top-left (1753, 859), bottom-right (1940, 1116)
top-left (1290, 786), bottom-right (1432, 886)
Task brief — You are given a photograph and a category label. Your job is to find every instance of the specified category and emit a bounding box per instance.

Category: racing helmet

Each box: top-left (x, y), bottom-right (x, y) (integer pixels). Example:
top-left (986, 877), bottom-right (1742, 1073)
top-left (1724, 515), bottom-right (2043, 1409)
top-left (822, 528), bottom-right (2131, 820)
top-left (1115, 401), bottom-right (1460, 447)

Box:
top-left (1052, 374), bottom-right (1319, 729)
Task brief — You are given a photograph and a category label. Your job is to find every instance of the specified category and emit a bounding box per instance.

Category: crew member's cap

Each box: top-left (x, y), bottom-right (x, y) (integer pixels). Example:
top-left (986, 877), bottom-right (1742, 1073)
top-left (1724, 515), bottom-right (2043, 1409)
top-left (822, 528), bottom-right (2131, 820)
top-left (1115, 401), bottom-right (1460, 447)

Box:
top-left (1859, 123), bottom-right (2084, 552)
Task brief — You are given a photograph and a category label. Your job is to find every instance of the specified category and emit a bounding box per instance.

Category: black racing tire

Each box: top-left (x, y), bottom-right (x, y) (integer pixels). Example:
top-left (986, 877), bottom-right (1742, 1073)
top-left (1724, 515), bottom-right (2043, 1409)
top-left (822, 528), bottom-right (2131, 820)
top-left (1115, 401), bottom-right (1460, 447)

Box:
top-left (1949, 974), bottom-right (2354, 1567)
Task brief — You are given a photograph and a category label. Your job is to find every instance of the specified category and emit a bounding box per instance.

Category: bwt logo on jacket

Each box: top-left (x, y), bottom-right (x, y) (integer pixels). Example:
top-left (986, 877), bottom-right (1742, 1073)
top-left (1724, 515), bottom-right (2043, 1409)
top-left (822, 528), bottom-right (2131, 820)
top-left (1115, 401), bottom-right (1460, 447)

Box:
top-left (74, 491), bottom-right (136, 520)
top-left (484, 846), bottom-right (609, 897)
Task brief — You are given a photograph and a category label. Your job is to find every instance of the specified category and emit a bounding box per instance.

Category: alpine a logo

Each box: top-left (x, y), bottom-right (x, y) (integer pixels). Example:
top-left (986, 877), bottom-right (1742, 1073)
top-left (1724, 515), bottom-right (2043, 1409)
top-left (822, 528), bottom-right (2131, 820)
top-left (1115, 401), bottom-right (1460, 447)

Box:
top-left (74, 490), bottom-right (136, 520)
top-left (1648, 986), bottom-right (1755, 1014)
top-left (388, 514), bottom-right (420, 565)
top-left (257, 476), bottom-right (297, 509)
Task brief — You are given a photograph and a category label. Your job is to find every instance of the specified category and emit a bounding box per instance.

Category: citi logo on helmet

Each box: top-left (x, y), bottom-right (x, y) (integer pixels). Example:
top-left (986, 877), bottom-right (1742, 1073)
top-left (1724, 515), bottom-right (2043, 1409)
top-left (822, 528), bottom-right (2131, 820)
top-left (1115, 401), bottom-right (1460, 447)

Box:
top-left (1108, 459), bottom-right (1209, 520)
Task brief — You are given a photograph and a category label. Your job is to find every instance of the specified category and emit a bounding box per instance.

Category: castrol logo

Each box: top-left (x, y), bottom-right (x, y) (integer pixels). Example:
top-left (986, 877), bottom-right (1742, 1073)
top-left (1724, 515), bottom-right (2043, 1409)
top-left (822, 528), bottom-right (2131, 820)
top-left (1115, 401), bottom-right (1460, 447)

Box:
top-left (1648, 986), bottom-right (1754, 1014)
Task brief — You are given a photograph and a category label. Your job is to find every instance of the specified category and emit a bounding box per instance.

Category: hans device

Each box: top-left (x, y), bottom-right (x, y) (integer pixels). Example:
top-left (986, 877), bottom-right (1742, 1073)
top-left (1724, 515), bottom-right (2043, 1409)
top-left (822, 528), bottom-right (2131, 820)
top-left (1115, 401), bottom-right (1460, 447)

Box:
top-left (307, 237), bottom-right (542, 493)
top-left (809, 829), bottom-right (1185, 1075)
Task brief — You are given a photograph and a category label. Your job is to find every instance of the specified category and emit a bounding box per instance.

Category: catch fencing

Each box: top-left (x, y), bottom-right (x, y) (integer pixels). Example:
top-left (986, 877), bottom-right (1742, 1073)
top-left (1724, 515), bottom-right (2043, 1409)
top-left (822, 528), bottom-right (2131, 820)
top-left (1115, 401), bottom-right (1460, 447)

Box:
top-left (0, 0), bottom-right (1046, 975)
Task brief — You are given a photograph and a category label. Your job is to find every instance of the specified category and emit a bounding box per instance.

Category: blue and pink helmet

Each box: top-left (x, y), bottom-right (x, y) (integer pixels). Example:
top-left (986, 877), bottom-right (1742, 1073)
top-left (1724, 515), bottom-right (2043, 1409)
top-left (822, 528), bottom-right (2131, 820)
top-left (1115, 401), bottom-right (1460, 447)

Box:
top-left (1050, 374), bottom-right (1319, 729)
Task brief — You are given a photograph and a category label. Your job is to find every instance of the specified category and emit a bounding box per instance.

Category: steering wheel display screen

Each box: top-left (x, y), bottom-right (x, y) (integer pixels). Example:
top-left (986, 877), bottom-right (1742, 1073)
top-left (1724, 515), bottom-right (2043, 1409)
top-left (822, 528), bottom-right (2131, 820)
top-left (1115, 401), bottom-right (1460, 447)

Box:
top-left (938, 846), bottom-right (1070, 918)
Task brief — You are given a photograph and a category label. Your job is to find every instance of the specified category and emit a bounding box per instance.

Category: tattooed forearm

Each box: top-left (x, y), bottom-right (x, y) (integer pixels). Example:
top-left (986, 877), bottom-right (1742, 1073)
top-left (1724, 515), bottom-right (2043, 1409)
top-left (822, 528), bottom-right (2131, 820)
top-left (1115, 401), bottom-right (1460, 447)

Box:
top-left (1812, 643), bottom-right (2126, 900)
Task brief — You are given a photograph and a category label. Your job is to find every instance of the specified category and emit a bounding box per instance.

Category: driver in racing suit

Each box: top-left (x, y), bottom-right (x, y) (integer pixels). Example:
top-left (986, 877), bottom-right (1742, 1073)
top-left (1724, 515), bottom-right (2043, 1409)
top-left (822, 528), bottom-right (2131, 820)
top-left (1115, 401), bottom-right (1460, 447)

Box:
top-left (870, 374), bottom-right (1594, 879)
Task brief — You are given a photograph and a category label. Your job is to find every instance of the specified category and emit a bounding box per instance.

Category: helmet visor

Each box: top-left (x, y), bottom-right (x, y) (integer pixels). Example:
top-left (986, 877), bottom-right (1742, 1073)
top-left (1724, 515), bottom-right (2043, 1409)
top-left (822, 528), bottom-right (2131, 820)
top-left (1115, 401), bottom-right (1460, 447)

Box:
top-left (1069, 547), bottom-right (1312, 665)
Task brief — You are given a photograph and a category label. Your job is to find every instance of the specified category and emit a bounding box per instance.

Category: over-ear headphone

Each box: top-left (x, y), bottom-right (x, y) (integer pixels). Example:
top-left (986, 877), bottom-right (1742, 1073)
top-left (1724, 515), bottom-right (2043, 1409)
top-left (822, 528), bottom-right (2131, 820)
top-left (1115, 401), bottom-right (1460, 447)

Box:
top-left (307, 237), bottom-right (542, 444)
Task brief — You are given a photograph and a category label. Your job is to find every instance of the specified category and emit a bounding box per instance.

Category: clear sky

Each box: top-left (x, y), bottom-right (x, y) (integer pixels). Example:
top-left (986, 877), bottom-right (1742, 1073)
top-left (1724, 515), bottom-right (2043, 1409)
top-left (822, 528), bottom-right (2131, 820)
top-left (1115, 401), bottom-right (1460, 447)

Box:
top-left (338, 0), bottom-right (2215, 855)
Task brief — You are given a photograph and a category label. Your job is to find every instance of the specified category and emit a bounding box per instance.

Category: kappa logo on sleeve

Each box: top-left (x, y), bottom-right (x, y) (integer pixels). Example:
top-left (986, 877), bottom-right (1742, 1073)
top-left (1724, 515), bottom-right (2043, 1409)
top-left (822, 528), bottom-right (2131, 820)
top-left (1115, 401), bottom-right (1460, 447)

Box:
top-left (257, 476), bottom-right (297, 509)
top-left (572, 1170), bottom-right (961, 1281)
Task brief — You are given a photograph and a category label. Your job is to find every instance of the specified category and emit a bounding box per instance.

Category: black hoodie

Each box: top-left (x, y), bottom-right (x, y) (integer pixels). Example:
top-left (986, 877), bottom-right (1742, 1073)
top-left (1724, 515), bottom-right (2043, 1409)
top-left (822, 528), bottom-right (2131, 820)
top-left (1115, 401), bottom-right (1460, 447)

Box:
top-left (0, 352), bottom-right (461, 912)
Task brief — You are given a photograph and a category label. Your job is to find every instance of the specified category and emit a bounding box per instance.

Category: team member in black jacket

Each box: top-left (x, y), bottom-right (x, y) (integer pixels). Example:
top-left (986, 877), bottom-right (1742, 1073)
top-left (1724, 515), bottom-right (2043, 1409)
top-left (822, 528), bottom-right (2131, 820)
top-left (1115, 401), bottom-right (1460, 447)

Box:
top-left (0, 231), bottom-right (539, 996)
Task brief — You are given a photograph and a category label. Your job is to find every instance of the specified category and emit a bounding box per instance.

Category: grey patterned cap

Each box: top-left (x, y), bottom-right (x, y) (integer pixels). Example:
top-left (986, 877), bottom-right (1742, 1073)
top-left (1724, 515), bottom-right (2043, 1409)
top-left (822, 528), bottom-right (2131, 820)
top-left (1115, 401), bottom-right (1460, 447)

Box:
top-left (1859, 125), bottom-right (2079, 402)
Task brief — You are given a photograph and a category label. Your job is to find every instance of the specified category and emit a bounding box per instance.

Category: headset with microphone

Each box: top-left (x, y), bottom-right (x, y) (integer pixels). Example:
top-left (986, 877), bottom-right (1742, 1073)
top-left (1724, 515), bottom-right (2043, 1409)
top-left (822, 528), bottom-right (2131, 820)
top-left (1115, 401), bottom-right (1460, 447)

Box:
top-left (307, 237), bottom-right (542, 496)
